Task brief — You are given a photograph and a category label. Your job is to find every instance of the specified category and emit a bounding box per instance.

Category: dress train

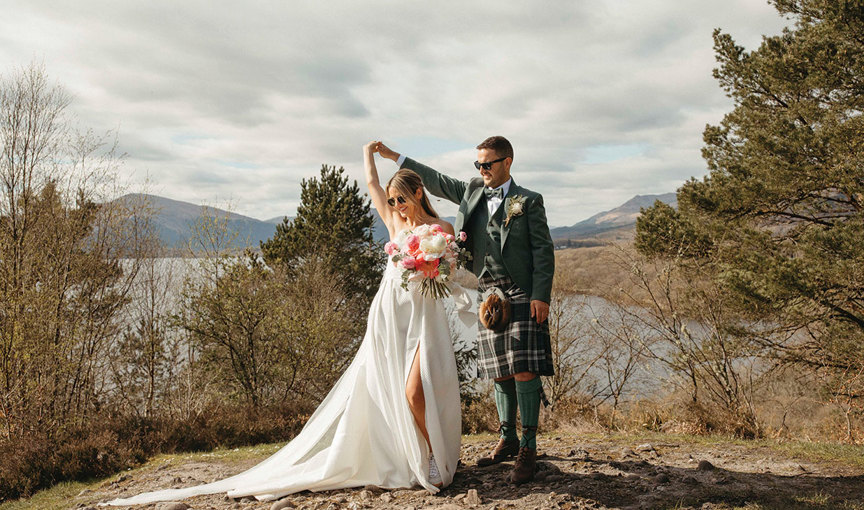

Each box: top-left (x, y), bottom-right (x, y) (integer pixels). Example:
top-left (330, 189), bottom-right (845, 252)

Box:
top-left (103, 262), bottom-right (474, 506)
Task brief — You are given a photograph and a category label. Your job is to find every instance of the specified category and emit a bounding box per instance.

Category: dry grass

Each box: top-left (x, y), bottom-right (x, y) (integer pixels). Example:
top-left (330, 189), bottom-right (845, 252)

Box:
top-left (554, 243), bottom-right (670, 309)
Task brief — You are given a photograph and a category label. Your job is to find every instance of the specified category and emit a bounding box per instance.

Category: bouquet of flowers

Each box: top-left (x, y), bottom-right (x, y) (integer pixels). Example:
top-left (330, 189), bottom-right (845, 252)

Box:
top-left (385, 224), bottom-right (472, 299)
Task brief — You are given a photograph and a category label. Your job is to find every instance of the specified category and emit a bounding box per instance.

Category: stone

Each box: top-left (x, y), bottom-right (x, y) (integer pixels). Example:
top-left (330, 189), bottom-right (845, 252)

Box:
top-left (358, 490), bottom-right (372, 501)
top-left (697, 460), bottom-right (715, 471)
top-left (379, 492), bottom-right (393, 503)
top-left (270, 500), bottom-right (296, 510)
top-left (619, 448), bottom-right (637, 458)
top-left (654, 473), bottom-right (670, 484)
top-left (453, 494), bottom-right (466, 501)
top-left (77, 488), bottom-right (93, 496)
top-left (155, 503), bottom-right (190, 510)
top-left (465, 489), bottom-right (482, 506)
top-left (635, 443), bottom-right (655, 452)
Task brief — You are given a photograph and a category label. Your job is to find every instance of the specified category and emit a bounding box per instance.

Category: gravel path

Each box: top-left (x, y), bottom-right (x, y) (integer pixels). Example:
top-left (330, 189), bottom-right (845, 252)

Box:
top-left (81, 435), bottom-right (864, 510)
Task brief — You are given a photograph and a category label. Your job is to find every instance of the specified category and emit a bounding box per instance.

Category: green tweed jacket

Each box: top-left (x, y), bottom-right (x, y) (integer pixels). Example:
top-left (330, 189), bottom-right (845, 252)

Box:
top-left (401, 157), bottom-right (555, 304)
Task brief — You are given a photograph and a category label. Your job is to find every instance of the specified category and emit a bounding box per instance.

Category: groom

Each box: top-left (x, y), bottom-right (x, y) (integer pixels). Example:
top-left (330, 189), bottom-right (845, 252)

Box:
top-left (377, 137), bottom-right (555, 484)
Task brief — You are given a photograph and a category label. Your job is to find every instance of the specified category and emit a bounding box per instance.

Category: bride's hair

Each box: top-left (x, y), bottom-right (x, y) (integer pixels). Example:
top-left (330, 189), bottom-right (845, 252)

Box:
top-left (387, 169), bottom-right (439, 219)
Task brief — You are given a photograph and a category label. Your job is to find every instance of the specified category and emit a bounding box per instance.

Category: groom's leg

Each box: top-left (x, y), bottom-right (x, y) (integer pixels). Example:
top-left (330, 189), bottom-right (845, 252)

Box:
top-left (477, 375), bottom-right (521, 466)
top-left (513, 372), bottom-right (541, 449)
top-left (494, 376), bottom-right (518, 442)
top-left (511, 371), bottom-right (541, 484)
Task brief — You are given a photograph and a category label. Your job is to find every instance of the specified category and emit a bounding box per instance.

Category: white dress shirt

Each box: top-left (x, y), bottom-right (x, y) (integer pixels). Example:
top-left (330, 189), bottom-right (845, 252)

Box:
top-left (486, 179), bottom-right (512, 217)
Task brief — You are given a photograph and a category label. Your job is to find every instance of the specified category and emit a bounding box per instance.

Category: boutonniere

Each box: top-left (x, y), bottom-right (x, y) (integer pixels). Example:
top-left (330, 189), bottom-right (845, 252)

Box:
top-left (504, 195), bottom-right (526, 226)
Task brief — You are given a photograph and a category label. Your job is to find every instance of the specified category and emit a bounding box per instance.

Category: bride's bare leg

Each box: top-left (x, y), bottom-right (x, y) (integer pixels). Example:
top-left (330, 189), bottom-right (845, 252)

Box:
top-left (406, 347), bottom-right (431, 450)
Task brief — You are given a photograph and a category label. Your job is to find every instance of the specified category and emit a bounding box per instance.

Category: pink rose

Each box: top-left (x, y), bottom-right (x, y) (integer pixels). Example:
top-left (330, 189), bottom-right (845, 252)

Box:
top-left (384, 241), bottom-right (398, 256)
top-left (431, 224), bottom-right (443, 233)
top-left (406, 234), bottom-right (420, 252)
top-left (458, 231), bottom-right (467, 242)
top-left (400, 257), bottom-right (416, 270)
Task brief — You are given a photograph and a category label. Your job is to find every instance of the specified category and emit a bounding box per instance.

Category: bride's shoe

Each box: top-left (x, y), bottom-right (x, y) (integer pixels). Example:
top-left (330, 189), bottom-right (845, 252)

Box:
top-left (428, 453), bottom-right (443, 488)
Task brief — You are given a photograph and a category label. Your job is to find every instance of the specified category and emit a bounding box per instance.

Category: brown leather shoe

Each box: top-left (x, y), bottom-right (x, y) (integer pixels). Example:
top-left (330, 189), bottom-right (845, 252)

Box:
top-left (509, 447), bottom-right (537, 484)
top-left (476, 437), bottom-right (520, 467)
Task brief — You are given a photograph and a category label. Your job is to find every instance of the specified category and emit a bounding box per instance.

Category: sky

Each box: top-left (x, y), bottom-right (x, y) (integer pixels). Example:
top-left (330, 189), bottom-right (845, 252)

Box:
top-left (0, 1), bottom-right (791, 227)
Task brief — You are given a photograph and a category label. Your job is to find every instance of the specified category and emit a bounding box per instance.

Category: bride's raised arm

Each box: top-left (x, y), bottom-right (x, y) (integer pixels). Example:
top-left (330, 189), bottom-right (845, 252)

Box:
top-left (364, 141), bottom-right (397, 237)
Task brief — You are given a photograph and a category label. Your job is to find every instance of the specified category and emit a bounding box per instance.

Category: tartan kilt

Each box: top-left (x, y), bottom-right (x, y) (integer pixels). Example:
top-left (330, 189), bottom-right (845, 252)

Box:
top-left (476, 274), bottom-right (554, 379)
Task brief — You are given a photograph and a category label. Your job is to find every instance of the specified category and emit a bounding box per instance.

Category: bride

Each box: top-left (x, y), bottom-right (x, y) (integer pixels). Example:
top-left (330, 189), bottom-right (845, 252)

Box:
top-left (103, 141), bottom-right (472, 506)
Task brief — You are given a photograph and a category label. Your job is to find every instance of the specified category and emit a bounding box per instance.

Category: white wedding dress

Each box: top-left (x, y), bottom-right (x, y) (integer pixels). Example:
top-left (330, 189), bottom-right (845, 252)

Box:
top-left (104, 257), bottom-right (475, 506)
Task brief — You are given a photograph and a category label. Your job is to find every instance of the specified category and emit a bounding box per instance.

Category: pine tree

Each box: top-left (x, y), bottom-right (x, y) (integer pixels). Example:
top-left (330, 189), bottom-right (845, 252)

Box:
top-left (261, 164), bottom-right (383, 301)
top-left (636, 1), bottom-right (864, 384)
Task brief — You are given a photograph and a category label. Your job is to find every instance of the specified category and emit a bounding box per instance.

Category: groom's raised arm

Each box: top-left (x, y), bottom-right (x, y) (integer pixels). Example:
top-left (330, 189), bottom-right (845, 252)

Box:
top-left (376, 142), bottom-right (467, 205)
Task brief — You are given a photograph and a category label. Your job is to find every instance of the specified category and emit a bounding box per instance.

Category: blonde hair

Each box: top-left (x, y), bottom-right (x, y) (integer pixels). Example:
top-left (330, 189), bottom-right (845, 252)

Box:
top-left (386, 168), bottom-right (438, 219)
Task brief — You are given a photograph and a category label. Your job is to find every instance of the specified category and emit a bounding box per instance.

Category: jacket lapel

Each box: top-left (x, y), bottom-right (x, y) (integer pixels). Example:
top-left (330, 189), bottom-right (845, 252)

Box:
top-left (461, 185), bottom-right (485, 228)
top-left (500, 179), bottom-right (517, 248)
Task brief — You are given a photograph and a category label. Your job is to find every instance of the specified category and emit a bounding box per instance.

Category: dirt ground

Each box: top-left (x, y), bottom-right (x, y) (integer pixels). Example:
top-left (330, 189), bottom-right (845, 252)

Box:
top-left (80, 434), bottom-right (864, 510)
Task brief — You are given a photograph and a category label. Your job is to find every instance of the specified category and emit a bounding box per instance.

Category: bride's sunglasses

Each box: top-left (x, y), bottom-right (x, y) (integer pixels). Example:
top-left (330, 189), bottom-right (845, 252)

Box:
top-left (387, 195), bottom-right (407, 207)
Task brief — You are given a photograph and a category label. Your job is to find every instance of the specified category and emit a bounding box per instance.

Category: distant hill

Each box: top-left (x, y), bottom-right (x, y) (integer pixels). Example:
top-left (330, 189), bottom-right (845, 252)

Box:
top-left (111, 194), bottom-right (454, 249)
top-left (550, 192), bottom-right (677, 246)
top-left (113, 194), bottom-right (280, 249)
top-left (112, 192), bottom-right (675, 251)
top-left (263, 216), bottom-right (287, 225)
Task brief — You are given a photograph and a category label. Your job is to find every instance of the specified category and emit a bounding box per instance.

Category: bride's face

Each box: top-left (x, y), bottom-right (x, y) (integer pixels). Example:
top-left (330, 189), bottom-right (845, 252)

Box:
top-left (388, 187), bottom-right (423, 221)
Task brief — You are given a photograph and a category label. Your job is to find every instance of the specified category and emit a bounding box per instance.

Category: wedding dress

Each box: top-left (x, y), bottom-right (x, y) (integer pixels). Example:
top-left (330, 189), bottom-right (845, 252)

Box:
top-left (104, 256), bottom-right (475, 506)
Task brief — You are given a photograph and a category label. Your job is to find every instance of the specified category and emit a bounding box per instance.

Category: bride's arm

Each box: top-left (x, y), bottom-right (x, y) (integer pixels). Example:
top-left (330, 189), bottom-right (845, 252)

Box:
top-left (364, 141), bottom-right (397, 237)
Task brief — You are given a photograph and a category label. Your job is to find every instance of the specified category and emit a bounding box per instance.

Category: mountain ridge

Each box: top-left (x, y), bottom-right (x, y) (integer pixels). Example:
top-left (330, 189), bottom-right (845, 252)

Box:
top-left (550, 192), bottom-right (677, 244)
top-left (112, 191), bottom-right (677, 249)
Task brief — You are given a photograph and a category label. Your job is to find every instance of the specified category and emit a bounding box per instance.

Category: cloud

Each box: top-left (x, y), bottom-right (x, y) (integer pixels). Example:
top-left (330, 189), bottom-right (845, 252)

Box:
top-left (0, 1), bottom-right (790, 226)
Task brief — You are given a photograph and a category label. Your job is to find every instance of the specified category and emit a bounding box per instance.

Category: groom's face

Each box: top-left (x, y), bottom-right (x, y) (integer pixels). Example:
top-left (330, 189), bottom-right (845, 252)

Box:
top-left (476, 148), bottom-right (511, 188)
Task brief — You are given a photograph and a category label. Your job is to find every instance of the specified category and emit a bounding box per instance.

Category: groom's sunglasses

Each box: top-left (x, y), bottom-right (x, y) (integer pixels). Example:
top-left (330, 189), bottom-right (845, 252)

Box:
top-left (474, 157), bottom-right (507, 171)
top-left (387, 195), bottom-right (407, 207)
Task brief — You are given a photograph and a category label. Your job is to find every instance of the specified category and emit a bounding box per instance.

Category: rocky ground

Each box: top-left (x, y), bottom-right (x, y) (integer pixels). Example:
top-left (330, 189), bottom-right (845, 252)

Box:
top-left (79, 434), bottom-right (864, 510)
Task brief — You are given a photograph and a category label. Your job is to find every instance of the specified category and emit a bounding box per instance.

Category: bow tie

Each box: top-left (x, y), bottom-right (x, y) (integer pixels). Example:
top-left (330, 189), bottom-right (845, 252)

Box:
top-left (484, 187), bottom-right (503, 199)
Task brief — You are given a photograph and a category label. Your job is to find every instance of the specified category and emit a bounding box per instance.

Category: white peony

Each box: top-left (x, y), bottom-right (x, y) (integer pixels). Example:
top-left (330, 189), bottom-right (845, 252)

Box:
top-left (420, 234), bottom-right (447, 260)
top-left (396, 229), bottom-right (411, 245)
